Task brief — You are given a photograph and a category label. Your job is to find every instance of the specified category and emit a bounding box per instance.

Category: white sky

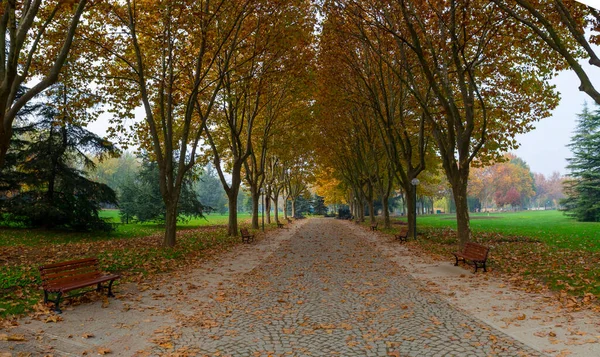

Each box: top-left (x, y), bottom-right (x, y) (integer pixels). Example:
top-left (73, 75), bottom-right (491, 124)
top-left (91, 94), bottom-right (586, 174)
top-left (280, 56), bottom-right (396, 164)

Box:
top-left (514, 60), bottom-right (600, 177)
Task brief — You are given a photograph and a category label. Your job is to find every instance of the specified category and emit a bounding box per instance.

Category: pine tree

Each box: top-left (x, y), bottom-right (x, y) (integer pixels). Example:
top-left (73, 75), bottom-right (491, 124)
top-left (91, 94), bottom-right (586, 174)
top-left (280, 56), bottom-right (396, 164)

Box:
top-left (0, 95), bottom-right (118, 231)
top-left (118, 159), bottom-right (206, 224)
top-left (561, 103), bottom-right (600, 222)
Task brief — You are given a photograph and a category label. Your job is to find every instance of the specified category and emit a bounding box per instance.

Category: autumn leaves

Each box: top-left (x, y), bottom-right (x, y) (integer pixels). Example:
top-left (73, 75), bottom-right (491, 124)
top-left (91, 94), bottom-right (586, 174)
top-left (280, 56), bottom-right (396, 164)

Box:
top-left (314, 1), bottom-right (565, 245)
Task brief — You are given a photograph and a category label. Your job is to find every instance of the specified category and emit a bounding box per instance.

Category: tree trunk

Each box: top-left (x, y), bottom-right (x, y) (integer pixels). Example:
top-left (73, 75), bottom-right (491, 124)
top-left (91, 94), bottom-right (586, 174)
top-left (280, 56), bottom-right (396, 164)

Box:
top-left (164, 200), bottom-right (178, 247)
top-left (358, 199), bottom-right (364, 221)
top-left (251, 186), bottom-right (260, 229)
top-left (283, 196), bottom-right (288, 220)
top-left (452, 176), bottom-right (471, 248)
top-left (0, 125), bottom-right (11, 168)
top-left (228, 195), bottom-right (239, 236)
top-left (382, 194), bottom-right (390, 229)
top-left (368, 199), bottom-right (375, 224)
top-left (405, 185), bottom-right (416, 239)
top-left (291, 199), bottom-right (296, 218)
top-left (273, 194), bottom-right (279, 223)
top-left (265, 187), bottom-right (271, 224)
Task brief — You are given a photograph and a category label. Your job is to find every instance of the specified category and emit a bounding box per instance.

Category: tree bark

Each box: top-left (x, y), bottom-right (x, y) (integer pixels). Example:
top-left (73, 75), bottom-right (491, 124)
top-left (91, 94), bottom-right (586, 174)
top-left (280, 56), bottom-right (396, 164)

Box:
top-left (227, 195), bottom-right (239, 236)
top-left (405, 185), bottom-right (416, 239)
top-left (291, 199), bottom-right (296, 218)
top-left (164, 200), bottom-right (178, 247)
top-left (273, 195), bottom-right (279, 223)
top-left (451, 175), bottom-right (471, 248)
top-left (265, 190), bottom-right (271, 224)
top-left (251, 185), bottom-right (260, 229)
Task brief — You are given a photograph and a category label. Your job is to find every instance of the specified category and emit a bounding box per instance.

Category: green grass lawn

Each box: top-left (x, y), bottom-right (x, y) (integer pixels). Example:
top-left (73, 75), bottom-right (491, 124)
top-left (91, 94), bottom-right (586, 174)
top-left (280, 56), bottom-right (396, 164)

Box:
top-left (413, 210), bottom-right (600, 251)
top-left (0, 211), bottom-right (252, 247)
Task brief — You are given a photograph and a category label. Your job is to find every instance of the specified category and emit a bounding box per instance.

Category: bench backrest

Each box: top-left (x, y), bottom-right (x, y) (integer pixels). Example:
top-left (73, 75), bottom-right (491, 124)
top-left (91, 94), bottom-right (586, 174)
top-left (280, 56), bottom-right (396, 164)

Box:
top-left (240, 228), bottom-right (250, 236)
top-left (39, 258), bottom-right (101, 288)
top-left (463, 242), bottom-right (489, 260)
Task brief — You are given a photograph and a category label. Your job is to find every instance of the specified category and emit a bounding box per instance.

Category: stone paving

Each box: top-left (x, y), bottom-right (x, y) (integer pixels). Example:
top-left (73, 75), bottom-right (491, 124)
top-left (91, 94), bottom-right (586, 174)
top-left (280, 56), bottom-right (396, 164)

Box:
top-left (151, 219), bottom-right (544, 356)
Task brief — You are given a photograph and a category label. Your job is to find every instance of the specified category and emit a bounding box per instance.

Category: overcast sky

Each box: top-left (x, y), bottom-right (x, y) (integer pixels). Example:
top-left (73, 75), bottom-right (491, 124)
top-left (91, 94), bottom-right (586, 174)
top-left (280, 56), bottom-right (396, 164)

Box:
top-left (514, 60), bottom-right (600, 177)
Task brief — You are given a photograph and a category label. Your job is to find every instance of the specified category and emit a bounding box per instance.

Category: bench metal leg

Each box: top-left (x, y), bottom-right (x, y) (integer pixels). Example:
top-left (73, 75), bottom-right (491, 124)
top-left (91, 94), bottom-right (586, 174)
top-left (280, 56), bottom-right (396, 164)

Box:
top-left (107, 280), bottom-right (116, 297)
top-left (97, 283), bottom-right (103, 292)
top-left (53, 292), bottom-right (63, 314)
top-left (43, 290), bottom-right (49, 304)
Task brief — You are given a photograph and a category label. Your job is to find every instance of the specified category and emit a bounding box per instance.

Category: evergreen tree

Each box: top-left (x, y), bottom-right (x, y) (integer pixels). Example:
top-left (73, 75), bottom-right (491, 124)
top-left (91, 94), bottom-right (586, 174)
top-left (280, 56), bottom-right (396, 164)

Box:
top-left (311, 194), bottom-right (328, 215)
top-left (196, 164), bottom-right (228, 214)
top-left (561, 103), bottom-right (600, 221)
top-left (0, 98), bottom-right (118, 231)
top-left (119, 159), bottom-right (206, 223)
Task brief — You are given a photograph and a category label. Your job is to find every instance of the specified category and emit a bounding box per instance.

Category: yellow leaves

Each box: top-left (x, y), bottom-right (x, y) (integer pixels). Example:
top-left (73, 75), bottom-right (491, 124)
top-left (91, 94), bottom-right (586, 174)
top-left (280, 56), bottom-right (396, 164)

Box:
top-left (0, 333), bottom-right (27, 341)
top-left (45, 315), bottom-right (63, 323)
top-left (97, 347), bottom-right (112, 355)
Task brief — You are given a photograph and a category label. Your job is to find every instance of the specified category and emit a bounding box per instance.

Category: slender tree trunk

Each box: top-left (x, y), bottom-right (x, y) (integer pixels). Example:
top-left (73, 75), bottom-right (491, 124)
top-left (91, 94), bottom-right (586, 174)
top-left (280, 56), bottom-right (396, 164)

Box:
top-left (251, 185), bottom-right (260, 229)
top-left (164, 200), bottom-right (178, 247)
top-left (266, 193), bottom-right (271, 224)
top-left (273, 193), bottom-right (279, 223)
top-left (283, 196), bottom-right (288, 220)
top-left (291, 199), bottom-right (296, 218)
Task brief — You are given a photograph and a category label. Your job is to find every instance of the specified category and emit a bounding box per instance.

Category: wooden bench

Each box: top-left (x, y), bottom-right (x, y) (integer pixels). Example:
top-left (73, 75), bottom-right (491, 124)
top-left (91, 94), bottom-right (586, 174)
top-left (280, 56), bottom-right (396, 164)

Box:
top-left (286, 218), bottom-right (293, 224)
top-left (395, 228), bottom-right (409, 242)
top-left (370, 222), bottom-right (378, 231)
top-left (240, 228), bottom-right (255, 244)
top-left (39, 257), bottom-right (120, 313)
top-left (452, 242), bottom-right (490, 273)
top-left (277, 222), bottom-right (284, 228)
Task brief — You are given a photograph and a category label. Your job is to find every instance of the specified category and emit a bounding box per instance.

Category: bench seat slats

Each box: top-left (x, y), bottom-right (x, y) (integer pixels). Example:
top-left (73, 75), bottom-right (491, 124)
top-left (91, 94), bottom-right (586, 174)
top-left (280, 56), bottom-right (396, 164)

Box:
top-left (45, 274), bottom-right (120, 293)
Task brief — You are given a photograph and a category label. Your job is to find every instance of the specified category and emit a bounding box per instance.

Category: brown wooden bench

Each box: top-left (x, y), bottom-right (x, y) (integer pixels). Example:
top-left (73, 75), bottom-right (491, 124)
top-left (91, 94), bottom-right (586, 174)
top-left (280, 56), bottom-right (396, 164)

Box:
top-left (452, 242), bottom-right (490, 273)
top-left (286, 218), bottom-right (293, 224)
top-left (370, 222), bottom-right (378, 231)
top-left (277, 222), bottom-right (284, 228)
top-left (39, 257), bottom-right (120, 313)
top-left (395, 228), bottom-right (409, 242)
top-left (240, 228), bottom-right (255, 243)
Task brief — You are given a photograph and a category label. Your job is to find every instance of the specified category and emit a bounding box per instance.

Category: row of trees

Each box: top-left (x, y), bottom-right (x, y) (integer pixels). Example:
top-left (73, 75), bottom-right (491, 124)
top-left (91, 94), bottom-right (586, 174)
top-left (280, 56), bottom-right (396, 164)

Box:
top-left (3, 1), bottom-right (600, 246)
top-left (1, 0), bottom-right (318, 246)
top-left (313, 0), bottom-right (563, 246)
top-left (469, 154), bottom-right (564, 211)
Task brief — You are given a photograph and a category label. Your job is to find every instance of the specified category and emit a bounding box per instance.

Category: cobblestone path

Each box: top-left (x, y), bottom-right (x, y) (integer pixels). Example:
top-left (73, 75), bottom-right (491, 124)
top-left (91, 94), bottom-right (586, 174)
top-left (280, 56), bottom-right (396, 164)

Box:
top-left (157, 219), bottom-right (543, 356)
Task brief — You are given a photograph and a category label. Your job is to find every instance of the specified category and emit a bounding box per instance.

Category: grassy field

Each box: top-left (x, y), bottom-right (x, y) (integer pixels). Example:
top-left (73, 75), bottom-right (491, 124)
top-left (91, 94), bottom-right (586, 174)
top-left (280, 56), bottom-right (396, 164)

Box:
top-left (381, 209), bottom-right (600, 302)
top-left (0, 211), bottom-right (252, 247)
top-left (415, 210), bottom-right (600, 251)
